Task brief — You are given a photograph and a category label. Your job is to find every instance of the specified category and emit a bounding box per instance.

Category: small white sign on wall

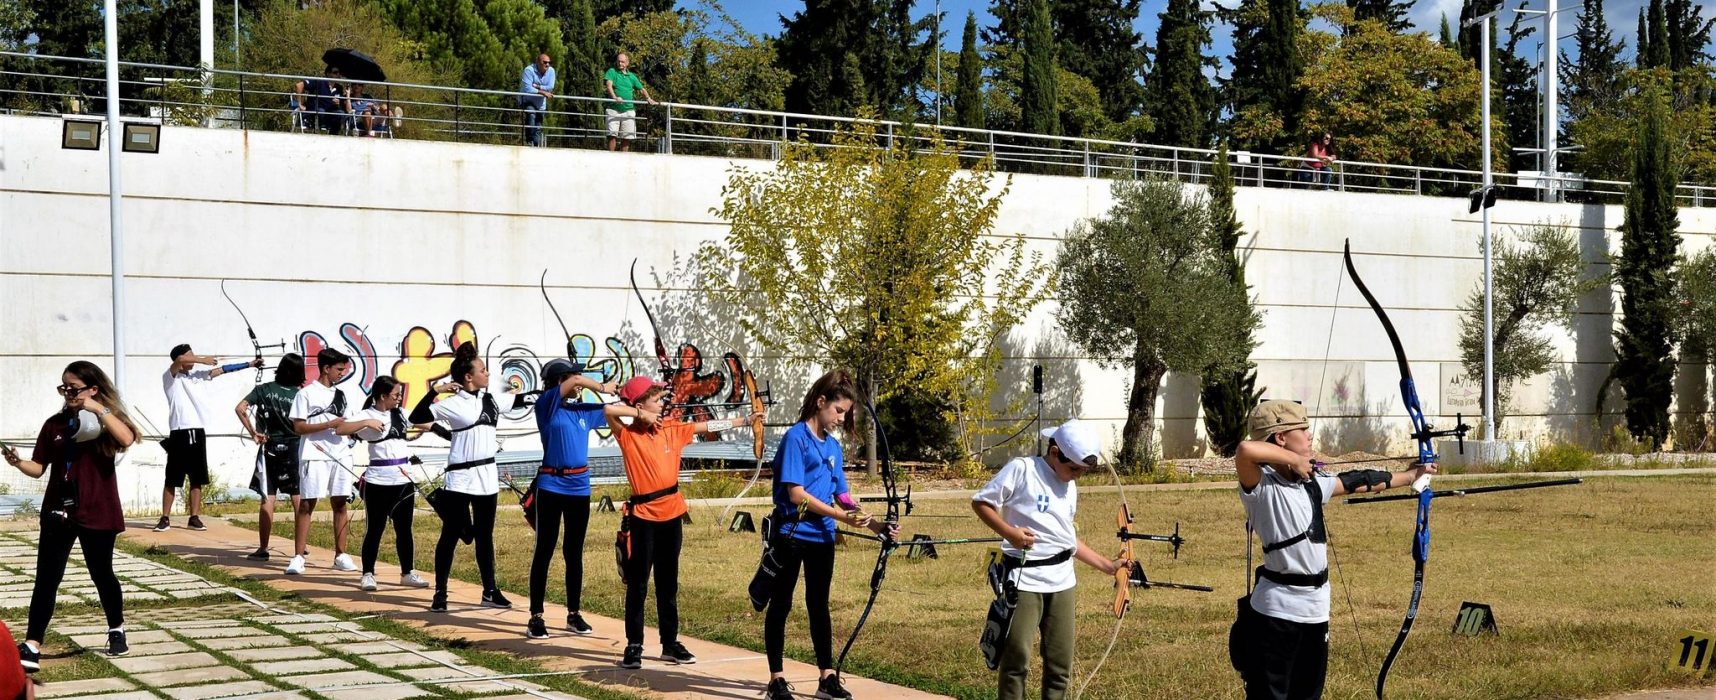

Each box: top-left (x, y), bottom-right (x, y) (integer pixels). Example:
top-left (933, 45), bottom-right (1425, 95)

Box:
top-left (1441, 363), bottom-right (1482, 415)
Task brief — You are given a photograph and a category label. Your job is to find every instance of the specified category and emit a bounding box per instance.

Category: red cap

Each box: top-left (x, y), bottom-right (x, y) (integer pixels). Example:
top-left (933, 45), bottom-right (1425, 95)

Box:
top-left (619, 376), bottom-right (668, 405)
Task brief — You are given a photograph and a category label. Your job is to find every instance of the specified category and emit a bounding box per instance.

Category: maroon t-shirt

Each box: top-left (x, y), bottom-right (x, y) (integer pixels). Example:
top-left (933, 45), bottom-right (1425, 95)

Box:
top-left (32, 413), bottom-right (126, 532)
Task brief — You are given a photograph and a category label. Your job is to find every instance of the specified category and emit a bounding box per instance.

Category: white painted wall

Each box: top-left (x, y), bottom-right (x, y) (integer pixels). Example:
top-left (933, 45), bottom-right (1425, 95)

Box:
top-left (2, 115), bottom-right (1712, 507)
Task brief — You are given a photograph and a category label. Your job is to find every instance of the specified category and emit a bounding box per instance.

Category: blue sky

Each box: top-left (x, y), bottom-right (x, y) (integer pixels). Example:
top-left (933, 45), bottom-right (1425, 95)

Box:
top-left (688, 0), bottom-right (1654, 73)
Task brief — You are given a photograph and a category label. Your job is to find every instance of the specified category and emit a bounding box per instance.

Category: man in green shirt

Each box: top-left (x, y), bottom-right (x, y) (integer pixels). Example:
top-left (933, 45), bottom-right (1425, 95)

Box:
top-left (603, 52), bottom-right (655, 152)
top-left (235, 354), bottom-right (305, 561)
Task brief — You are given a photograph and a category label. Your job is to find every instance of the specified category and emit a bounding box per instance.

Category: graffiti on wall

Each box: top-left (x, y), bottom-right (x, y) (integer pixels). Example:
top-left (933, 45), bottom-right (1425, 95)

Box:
top-left (275, 319), bottom-right (756, 439)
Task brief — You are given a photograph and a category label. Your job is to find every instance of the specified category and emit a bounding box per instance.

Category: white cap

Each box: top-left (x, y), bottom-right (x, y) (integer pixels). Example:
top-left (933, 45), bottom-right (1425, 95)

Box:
top-left (1040, 420), bottom-right (1103, 466)
top-left (72, 410), bottom-right (104, 443)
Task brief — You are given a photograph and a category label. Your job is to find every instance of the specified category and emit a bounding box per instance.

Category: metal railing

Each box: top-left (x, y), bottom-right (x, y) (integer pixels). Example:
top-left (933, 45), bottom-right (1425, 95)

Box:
top-left (4, 50), bottom-right (1711, 207)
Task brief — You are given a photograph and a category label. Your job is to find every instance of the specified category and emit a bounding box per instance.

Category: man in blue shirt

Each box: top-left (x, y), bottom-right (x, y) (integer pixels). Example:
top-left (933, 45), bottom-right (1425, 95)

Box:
top-left (519, 54), bottom-right (556, 147)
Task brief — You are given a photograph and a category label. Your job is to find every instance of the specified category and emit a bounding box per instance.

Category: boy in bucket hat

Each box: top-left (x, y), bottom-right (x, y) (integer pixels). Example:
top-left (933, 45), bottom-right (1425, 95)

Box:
top-left (1230, 399), bottom-right (1436, 699)
top-left (971, 419), bottom-right (1129, 700)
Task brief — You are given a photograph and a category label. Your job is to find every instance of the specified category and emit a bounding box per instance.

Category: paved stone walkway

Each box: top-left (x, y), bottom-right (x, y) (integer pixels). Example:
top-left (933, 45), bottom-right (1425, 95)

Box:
top-left (16, 600), bottom-right (587, 700)
top-left (144, 517), bottom-right (952, 700)
top-left (0, 531), bottom-right (236, 608)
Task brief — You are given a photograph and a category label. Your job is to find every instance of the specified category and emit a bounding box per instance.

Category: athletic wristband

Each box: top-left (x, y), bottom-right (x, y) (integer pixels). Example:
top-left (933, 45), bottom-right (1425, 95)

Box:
top-left (705, 418), bottom-right (736, 432)
top-left (221, 362), bottom-right (250, 373)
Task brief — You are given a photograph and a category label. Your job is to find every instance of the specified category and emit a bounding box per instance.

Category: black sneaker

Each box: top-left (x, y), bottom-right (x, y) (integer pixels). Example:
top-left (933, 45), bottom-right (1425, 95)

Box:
top-left (567, 612), bottom-right (593, 635)
top-left (480, 589), bottom-right (512, 609)
top-left (17, 643), bottom-right (38, 674)
top-left (765, 677), bottom-right (794, 700)
top-left (186, 516), bottom-right (207, 531)
top-left (619, 644), bottom-right (643, 669)
top-left (661, 641), bottom-right (696, 664)
top-left (151, 516), bottom-right (170, 532)
top-left (429, 591), bottom-right (448, 612)
top-left (526, 615), bottom-right (548, 639)
top-left (816, 673), bottom-right (853, 700)
top-left (245, 548), bottom-right (269, 561)
top-left (106, 630), bottom-right (128, 657)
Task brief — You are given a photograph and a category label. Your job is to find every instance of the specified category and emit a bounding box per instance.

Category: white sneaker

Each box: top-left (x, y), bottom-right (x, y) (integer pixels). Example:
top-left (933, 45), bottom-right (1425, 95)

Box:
top-left (285, 555), bottom-right (305, 575)
top-left (360, 573), bottom-right (377, 591)
top-left (399, 571), bottom-right (429, 588)
top-left (331, 553), bottom-right (358, 571)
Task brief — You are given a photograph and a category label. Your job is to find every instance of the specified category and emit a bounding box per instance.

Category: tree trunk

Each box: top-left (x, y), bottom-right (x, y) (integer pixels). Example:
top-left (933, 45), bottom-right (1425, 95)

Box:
top-left (1120, 353), bottom-right (1168, 472)
top-left (864, 375), bottom-right (879, 477)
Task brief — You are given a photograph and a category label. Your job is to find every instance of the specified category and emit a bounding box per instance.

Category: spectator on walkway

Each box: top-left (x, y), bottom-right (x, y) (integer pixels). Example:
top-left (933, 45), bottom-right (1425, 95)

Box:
top-left (1304, 132), bottom-right (1336, 190)
top-left (520, 54), bottom-right (556, 147)
top-left (295, 66), bottom-right (351, 135)
top-left (4, 361), bottom-right (142, 671)
top-left (604, 52), bottom-right (654, 152)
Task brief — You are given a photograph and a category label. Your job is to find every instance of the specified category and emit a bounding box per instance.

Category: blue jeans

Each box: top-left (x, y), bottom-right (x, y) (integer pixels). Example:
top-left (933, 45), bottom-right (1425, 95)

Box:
top-left (1303, 167), bottom-right (1332, 190)
top-left (522, 104), bottom-right (545, 147)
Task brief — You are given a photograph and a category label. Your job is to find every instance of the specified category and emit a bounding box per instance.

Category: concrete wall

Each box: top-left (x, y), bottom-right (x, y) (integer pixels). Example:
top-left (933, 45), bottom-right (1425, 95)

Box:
top-left (3, 114), bottom-right (1713, 506)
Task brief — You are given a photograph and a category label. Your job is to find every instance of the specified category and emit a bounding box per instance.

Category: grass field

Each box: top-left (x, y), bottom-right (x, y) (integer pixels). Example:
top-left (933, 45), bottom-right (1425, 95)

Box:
top-left (269, 472), bottom-right (1716, 700)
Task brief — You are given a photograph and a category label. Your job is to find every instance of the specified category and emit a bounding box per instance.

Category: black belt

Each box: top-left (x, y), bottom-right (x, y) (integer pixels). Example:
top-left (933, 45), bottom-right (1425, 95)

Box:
top-left (628, 484), bottom-right (679, 505)
top-left (538, 465), bottom-right (589, 476)
top-left (1004, 548), bottom-right (1074, 569)
top-left (1255, 566), bottom-right (1328, 588)
top-left (446, 457), bottom-right (496, 472)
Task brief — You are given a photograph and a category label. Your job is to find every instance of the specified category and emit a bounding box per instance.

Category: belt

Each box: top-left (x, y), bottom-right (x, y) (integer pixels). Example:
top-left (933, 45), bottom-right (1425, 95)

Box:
top-left (538, 465), bottom-right (589, 476)
top-left (628, 484), bottom-right (679, 505)
top-left (446, 457), bottom-right (496, 472)
top-left (1003, 548), bottom-right (1074, 569)
top-left (1255, 566), bottom-right (1329, 588)
top-left (370, 457), bottom-right (411, 467)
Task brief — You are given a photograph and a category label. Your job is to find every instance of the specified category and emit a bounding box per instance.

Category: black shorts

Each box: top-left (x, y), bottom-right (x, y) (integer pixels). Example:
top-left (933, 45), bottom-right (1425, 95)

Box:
top-left (249, 439), bottom-right (301, 497)
top-left (163, 428), bottom-right (210, 488)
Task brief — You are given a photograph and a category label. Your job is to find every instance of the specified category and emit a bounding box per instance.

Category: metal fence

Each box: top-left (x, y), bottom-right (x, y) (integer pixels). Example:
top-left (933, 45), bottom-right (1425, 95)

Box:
top-left (4, 50), bottom-right (1712, 207)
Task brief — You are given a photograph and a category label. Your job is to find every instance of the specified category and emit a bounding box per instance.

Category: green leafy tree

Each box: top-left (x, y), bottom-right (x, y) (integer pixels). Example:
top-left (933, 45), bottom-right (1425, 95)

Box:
top-left (953, 11), bottom-right (984, 129)
top-left (1499, 10), bottom-right (1540, 172)
top-left (1146, 0), bottom-right (1217, 147)
top-left (984, 44), bottom-right (1142, 141)
top-left (1347, 0), bottom-right (1412, 33)
top-left (1299, 10), bottom-right (1498, 175)
top-left (705, 117), bottom-right (1054, 472)
top-left (1567, 67), bottom-right (1716, 188)
top-left (984, 0), bottom-right (1147, 124)
top-left (592, 0), bottom-right (672, 24)
top-left (1057, 178), bottom-right (1261, 469)
top-left (1560, 0), bottom-right (1627, 129)
top-left (776, 0), bottom-right (931, 118)
top-left (1199, 145), bottom-right (1263, 457)
top-left (542, 0), bottom-right (602, 100)
top-left (1612, 84), bottom-right (1682, 449)
top-left (0, 1), bottom-right (35, 52)
top-left (1677, 247), bottom-right (1716, 447)
top-left (1019, 0), bottom-right (1058, 136)
top-left (1222, 0), bottom-right (1304, 151)
top-left (1457, 223), bottom-right (1603, 431)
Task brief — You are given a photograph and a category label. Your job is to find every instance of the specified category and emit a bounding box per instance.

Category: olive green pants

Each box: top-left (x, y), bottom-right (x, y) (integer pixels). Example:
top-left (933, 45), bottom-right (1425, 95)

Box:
top-left (997, 586), bottom-right (1078, 700)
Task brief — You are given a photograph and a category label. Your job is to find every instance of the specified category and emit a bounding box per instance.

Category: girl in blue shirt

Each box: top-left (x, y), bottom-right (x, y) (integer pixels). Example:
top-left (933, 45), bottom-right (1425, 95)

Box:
top-left (759, 369), bottom-right (891, 700)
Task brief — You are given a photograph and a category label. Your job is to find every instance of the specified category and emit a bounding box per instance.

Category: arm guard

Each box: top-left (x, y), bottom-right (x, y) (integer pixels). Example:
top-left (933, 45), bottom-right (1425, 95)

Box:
top-left (1337, 468), bottom-right (1393, 494)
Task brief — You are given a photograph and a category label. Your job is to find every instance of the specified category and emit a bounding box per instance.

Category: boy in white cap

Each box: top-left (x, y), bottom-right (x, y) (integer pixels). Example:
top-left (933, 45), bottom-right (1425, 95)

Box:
top-left (1231, 399), bottom-right (1435, 700)
top-left (971, 419), bottom-right (1127, 700)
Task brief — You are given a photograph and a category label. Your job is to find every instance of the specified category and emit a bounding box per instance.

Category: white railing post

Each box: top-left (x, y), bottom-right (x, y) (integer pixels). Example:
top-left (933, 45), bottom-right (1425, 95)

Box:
top-left (664, 103), bottom-right (673, 154)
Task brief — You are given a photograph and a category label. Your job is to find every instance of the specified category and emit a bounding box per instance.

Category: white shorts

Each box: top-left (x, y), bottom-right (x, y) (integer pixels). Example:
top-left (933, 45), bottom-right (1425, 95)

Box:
top-left (605, 109), bottom-right (637, 139)
top-left (298, 458), bottom-right (353, 500)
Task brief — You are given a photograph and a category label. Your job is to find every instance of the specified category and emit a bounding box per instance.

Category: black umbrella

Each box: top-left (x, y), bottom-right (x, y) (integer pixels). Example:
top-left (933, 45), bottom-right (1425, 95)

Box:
top-left (321, 48), bottom-right (386, 83)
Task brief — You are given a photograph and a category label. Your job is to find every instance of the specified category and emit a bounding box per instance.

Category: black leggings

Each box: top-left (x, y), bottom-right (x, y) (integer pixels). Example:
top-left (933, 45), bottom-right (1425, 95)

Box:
top-left (528, 490), bottom-right (590, 615)
top-left (361, 482), bottom-right (415, 574)
top-left (29, 522), bottom-right (123, 642)
top-left (764, 537), bottom-right (836, 673)
top-left (434, 491), bottom-right (497, 592)
top-left (623, 516), bottom-right (683, 646)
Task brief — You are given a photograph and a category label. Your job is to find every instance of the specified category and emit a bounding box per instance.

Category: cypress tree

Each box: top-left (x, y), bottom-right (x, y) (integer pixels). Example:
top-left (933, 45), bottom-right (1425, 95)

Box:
top-left (1636, 8), bottom-right (1651, 67)
top-left (1019, 0), bottom-right (1059, 136)
top-left (954, 11), bottom-right (985, 130)
top-left (1146, 0), bottom-right (1216, 147)
top-left (1224, 0), bottom-right (1303, 151)
top-left (1646, 0), bottom-right (1670, 68)
top-left (1664, 0), bottom-right (1713, 71)
top-left (1440, 13), bottom-right (1457, 49)
top-left (987, 0), bottom-right (1147, 124)
top-left (1199, 144), bottom-right (1262, 458)
top-left (1560, 0), bottom-right (1625, 121)
top-left (1613, 86), bottom-right (1682, 449)
top-left (1347, 0), bottom-right (1412, 33)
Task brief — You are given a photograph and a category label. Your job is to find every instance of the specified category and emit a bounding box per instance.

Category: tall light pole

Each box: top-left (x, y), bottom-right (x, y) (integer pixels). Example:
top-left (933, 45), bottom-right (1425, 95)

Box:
top-left (934, 0), bottom-right (942, 125)
top-left (104, 0), bottom-right (128, 393)
top-left (1466, 8), bottom-right (1502, 443)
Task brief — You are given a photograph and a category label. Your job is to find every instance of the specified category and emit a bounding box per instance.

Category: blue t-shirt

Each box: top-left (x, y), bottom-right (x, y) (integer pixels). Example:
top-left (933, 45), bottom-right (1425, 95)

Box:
top-left (772, 422), bottom-right (850, 543)
top-left (534, 383), bottom-right (607, 496)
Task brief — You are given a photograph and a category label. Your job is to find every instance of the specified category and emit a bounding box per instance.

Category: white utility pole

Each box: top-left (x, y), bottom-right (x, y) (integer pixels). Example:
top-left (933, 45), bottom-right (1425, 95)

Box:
top-left (1544, 0), bottom-right (1559, 202)
top-left (104, 0), bottom-right (128, 392)
top-left (1467, 9), bottom-right (1501, 442)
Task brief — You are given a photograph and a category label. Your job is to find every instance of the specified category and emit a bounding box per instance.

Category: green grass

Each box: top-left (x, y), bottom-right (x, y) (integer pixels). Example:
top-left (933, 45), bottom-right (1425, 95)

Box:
top-left (268, 472), bottom-right (1716, 700)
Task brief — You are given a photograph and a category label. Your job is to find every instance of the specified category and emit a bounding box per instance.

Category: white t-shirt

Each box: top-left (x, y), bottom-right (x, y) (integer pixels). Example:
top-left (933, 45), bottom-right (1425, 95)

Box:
top-left (1240, 470), bottom-right (1338, 623)
top-left (162, 368), bottom-right (215, 430)
top-left (355, 407), bottom-right (422, 486)
top-left (290, 381), bottom-right (357, 467)
top-left (971, 456), bottom-right (1079, 594)
top-left (431, 390), bottom-right (498, 496)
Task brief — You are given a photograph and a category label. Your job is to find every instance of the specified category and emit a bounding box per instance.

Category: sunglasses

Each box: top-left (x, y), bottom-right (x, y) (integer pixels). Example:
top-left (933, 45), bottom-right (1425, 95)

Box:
top-left (56, 384), bottom-right (92, 396)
